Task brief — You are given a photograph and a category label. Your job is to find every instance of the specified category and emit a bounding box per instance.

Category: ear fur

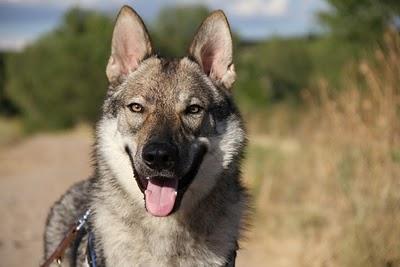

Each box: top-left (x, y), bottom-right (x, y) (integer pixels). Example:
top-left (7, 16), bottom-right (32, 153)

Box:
top-left (189, 10), bottom-right (236, 89)
top-left (106, 5), bottom-right (153, 84)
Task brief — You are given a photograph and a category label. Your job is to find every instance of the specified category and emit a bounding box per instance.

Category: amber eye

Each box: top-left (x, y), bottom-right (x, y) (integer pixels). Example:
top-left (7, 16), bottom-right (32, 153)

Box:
top-left (186, 104), bottom-right (203, 114)
top-left (128, 103), bottom-right (144, 113)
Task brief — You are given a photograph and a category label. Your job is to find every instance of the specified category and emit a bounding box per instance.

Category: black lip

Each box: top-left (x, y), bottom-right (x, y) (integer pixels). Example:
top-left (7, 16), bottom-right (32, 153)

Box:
top-left (176, 142), bottom-right (207, 192)
top-left (132, 167), bottom-right (148, 193)
top-left (125, 143), bottom-right (208, 211)
top-left (172, 141), bottom-right (207, 212)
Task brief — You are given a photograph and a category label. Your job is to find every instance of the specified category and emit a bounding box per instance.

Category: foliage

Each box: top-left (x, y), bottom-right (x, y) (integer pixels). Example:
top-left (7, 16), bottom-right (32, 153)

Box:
top-left (3, 2), bottom-right (400, 131)
top-left (319, 0), bottom-right (400, 44)
top-left (5, 8), bottom-right (113, 131)
top-left (234, 38), bottom-right (313, 110)
top-left (0, 52), bottom-right (18, 115)
top-left (151, 5), bottom-right (210, 57)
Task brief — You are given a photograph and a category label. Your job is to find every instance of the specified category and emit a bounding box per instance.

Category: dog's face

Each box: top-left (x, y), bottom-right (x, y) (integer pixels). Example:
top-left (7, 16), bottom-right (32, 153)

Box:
top-left (96, 6), bottom-right (244, 217)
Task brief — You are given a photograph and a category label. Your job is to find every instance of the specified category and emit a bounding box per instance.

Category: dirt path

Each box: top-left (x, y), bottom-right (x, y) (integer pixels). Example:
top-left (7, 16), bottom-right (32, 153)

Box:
top-left (0, 128), bottom-right (92, 266)
top-left (0, 128), bottom-right (297, 267)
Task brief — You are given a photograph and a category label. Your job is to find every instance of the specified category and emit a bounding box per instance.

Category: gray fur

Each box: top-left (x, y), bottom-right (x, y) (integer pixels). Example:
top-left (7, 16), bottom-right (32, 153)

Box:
top-left (44, 5), bottom-right (249, 267)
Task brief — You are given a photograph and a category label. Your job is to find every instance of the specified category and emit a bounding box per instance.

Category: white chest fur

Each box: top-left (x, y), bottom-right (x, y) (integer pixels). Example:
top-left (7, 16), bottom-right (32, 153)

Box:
top-left (93, 207), bottom-right (228, 267)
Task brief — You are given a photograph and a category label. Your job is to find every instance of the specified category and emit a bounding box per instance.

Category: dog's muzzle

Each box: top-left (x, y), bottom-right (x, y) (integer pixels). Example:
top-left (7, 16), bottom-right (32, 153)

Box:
top-left (125, 139), bottom-right (208, 217)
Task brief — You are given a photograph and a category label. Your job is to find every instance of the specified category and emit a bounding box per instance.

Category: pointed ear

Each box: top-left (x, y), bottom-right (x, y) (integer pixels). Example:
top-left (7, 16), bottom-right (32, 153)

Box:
top-left (106, 5), bottom-right (153, 84)
top-left (189, 10), bottom-right (236, 89)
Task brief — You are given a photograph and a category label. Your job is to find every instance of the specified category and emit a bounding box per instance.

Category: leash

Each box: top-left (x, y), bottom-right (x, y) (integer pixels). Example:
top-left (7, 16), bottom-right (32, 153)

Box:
top-left (41, 209), bottom-right (96, 267)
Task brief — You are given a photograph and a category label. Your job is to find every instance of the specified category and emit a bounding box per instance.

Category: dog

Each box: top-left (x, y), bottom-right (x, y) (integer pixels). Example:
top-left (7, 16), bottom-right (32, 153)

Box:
top-left (43, 5), bottom-right (249, 267)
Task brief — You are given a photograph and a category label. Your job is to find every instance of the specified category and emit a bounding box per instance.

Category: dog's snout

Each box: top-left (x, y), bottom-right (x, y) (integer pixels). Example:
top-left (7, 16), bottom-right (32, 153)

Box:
top-left (142, 142), bottom-right (177, 171)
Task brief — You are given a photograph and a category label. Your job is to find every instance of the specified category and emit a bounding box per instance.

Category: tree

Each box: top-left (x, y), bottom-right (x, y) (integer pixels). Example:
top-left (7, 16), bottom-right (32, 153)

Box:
top-left (151, 6), bottom-right (210, 57)
top-left (0, 52), bottom-right (18, 115)
top-left (319, 0), bottom-right (400, 44)
top-left (5, 8), bottom-right (113, 130)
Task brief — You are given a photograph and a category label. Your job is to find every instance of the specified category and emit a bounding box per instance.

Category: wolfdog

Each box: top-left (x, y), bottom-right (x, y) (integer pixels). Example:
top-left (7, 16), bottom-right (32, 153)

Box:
top-left (43, 5), bottom-right (249, 267)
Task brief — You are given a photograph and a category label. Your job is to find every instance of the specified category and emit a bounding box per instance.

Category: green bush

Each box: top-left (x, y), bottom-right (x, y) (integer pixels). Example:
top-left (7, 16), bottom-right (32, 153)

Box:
top-left (151, 5), bottom-right (210, 57)
top-left (5, 9), bottom-right (113, 131)
top-left (234, 38), bottom-right (314, 111)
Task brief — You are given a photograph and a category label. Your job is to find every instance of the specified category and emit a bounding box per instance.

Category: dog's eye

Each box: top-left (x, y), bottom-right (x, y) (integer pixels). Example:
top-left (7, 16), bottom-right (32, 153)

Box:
top-left (128, 103), bottom-right (144, 113)
top-left (186, 104), bottom-right (203, 115)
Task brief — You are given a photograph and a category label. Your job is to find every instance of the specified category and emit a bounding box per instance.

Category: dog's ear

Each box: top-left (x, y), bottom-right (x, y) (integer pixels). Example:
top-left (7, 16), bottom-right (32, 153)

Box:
top-left (189, 10), bottom-right (235, 89)
top-left (106, 5), bottom-right (153, 84)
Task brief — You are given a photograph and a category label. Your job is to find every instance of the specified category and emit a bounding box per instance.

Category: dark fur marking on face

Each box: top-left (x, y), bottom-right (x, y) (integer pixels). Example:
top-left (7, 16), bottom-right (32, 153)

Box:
top-left (186, 55), bottom-right (199, 67)
top-left (103, 96), bottom-right (124, 118)
top-left (124, 145), bottom-right (147, 194)
top-left (172, 141), bottom-right (208, 211)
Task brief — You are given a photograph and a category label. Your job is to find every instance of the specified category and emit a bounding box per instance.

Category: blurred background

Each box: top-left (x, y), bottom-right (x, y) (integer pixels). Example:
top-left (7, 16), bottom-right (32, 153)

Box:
top-left (0, 0), bottom-right (399, 266)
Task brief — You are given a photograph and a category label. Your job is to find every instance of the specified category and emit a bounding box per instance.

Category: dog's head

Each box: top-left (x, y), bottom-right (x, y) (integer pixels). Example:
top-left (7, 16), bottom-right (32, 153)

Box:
top-left (96, 6), bottom-right (245, 217)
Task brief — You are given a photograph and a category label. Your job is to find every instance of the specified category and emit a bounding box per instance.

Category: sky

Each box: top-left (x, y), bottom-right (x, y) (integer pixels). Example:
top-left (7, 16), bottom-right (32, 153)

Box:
top-left (0, 0), bottom-right (328, 51)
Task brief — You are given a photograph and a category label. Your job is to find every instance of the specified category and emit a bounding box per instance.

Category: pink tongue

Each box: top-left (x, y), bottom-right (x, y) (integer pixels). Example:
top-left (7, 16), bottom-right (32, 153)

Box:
top-left (145, 178), bottom-right (178, 217)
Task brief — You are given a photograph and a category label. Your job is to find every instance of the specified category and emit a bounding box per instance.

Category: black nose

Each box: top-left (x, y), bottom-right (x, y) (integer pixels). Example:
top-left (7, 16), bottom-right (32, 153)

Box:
top-left (142, 142), bottom-right (177, 170)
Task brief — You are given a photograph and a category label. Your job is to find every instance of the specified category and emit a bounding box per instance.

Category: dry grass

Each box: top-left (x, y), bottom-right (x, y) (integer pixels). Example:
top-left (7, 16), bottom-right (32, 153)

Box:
top-left (243, 31), bottom-right (400, 267)
top-left (0, 117), bottom-right (23, 146)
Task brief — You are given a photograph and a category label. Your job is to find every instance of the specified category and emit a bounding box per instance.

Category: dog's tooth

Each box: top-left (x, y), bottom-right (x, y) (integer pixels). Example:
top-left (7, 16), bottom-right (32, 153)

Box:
top-left (174, 191), bottom-right (178, 196)
top-left (146, 177), bottom-right (150, 180)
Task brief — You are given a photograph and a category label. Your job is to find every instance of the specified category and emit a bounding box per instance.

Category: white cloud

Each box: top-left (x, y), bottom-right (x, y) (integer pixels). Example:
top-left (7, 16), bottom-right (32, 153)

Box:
top-left (0, 38), bottom-right (31, 51)
top-left (0, 0), bottom-right (326, 49)
top-left (0, 0), bottom-right (125, 8)
top-left (231, 0), bottom-right (289, 17)
top-left (0, 0), bottom-right (290, 17)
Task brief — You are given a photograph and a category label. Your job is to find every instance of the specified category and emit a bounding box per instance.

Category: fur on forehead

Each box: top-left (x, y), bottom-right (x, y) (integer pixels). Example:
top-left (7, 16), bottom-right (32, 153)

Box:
top-left (110, 56), bottom-right (227, 104)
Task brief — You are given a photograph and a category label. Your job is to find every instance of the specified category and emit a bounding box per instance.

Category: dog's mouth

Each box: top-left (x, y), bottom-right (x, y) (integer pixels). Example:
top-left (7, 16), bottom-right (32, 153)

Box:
top-left (126, 142), bottom-right (207, 217)
top-left (134, 175), bottom-right (178, 217)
